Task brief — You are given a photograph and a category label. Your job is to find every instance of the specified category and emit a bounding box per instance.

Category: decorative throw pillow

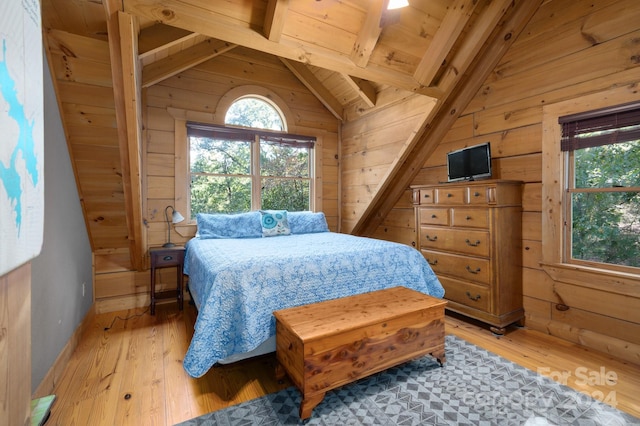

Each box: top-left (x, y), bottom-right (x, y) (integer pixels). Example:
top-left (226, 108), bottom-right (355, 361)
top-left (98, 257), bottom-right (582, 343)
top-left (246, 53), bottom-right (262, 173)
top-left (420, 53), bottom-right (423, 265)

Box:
top-left (259, 210), bottom-right (291, 237)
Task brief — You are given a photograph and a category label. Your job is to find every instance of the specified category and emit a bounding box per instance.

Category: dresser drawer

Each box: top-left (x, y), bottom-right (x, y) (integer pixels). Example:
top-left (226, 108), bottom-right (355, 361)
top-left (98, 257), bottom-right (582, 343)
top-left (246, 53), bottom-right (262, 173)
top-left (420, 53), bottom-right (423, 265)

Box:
top-left (435, 187), bottom-right (465, 204)
top-left (451, 208), bottom-right (488, 229)
top-left (439, 276), bottom-right (490, 313)
top-left (420, 226), bottom-right (490, 257)
top-left (418, 189), bottom-right (434, 204)
top-left (419, 208), bottom-right (449, 226)
top-left (466, 186), bottom-right (488, 204)
top-left (421, 249), bottom-right (490, 285)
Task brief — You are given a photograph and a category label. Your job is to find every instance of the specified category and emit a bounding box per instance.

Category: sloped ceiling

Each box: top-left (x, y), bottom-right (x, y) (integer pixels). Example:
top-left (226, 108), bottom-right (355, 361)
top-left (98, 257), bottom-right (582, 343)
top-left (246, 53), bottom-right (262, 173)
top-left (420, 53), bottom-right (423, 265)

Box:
top-left (41, 0), bottom-right (542, 269)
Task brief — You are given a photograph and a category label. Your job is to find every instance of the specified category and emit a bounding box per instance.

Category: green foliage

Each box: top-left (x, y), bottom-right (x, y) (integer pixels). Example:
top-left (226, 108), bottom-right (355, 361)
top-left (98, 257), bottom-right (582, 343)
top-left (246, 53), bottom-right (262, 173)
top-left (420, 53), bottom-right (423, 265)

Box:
top-left (189, 97), bottom-right (310, 215)
top-left (571, 141), bottom-right (640, 268)
top-left (225, 97), bottom-right (283, 130)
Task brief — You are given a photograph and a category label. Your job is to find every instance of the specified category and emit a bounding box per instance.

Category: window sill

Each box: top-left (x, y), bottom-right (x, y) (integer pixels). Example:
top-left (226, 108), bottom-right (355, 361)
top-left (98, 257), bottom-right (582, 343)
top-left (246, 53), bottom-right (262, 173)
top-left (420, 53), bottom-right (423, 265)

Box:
top-left (540, 262), bottom-right (640, 298)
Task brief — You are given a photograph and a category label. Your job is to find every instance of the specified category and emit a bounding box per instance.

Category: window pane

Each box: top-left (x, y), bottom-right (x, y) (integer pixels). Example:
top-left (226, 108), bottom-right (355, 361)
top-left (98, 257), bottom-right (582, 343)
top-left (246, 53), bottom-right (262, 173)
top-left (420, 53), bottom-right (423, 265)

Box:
top-left (261, 178), bottom-right (310, 211)
top-left (574, 140), bottom-right (640, 188)
top-left (190, 175), bottom-right (251, 215)
top-left (190, 137), bottom-right (251, 175)
top-left (225, 97), bottom-right (284, 130)
top-left (260, 141), bottom-right (309, 177)
top-left (571, 191), bottom-right (640, 267)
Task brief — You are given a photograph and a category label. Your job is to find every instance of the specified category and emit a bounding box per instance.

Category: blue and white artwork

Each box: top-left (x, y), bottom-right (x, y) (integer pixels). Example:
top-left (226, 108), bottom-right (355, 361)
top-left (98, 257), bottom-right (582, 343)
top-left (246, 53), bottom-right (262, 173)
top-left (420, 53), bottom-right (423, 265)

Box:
top-left (0, 0), bottom-right (43, 276)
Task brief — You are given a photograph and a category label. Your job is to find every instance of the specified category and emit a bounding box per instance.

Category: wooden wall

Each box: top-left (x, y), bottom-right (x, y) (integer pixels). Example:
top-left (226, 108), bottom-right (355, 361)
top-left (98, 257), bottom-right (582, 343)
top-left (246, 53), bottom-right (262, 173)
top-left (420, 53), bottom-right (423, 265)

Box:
top-left (94, 46), bottom-right (340, 311)
top-left (363, 0), bottom-right (640, 363)
top-left (0, 264), bottom-right (31, 425)
top-left (341, 92), bottom-right (436, 243)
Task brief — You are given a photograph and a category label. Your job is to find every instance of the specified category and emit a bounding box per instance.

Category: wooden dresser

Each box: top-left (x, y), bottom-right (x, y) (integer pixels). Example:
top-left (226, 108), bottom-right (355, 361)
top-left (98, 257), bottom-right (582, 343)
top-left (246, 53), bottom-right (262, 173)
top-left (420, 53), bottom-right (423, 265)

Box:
top-left (411, 180), bottom-right (523, 334)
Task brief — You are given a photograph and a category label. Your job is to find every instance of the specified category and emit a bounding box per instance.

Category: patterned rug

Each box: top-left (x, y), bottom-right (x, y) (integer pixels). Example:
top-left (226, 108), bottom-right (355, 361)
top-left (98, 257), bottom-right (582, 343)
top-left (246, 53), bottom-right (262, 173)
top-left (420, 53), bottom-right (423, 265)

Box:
top-left (177, 335), bottom-right (638, 425)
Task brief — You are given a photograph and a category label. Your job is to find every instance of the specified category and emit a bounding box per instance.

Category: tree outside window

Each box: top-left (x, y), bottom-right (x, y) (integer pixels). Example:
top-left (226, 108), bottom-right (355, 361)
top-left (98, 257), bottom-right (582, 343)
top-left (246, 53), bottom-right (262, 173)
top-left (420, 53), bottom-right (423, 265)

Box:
top-left (187, 97), bottom-right (313, 217)
top-left (560, 103), bottom-right (640, 270)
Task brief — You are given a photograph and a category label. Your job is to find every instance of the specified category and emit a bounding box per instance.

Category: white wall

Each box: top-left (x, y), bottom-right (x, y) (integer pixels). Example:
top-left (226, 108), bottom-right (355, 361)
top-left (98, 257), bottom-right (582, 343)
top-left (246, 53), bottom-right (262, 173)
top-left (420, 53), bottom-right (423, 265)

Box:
top-left (30, 54), bottom-right (93, 392)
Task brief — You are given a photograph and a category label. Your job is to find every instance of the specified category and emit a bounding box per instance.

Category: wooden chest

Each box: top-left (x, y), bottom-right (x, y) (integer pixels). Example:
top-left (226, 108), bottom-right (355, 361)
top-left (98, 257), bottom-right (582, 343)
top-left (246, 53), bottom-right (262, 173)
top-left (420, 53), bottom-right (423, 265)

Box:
top-left (273, 286), bottom-right (447, 420)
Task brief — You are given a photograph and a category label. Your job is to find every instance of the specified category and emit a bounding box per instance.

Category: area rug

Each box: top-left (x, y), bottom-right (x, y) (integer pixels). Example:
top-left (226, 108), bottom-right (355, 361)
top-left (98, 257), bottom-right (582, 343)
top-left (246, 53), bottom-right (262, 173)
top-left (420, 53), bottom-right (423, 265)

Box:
top-left (177, 335), bottom-right (638, 425)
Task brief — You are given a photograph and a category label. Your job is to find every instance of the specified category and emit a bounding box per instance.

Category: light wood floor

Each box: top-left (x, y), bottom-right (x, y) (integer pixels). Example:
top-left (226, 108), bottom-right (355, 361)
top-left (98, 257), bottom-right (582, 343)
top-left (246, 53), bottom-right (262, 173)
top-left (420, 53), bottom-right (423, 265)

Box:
top-left (44, 303), bottom-right (640, 425)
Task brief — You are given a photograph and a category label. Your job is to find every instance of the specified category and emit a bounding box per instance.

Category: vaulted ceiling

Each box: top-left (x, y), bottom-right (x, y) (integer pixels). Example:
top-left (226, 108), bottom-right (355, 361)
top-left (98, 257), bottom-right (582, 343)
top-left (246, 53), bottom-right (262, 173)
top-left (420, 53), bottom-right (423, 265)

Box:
top-left (41, 0), bottom-right (542, 269)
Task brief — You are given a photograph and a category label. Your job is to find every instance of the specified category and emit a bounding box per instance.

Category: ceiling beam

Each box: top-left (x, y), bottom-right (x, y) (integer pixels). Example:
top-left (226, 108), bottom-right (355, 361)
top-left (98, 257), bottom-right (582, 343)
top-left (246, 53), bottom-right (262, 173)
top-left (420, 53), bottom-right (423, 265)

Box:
top-left (138, 23), bottom-right (197, 59)
top-left (279, 58), bottom-right (344, 121)
top-left (435, 0), bottom-right (514, 93)
top-left (341, 75), bottom-right (377, 108)
top-left (263, 0), bottom-right (289, 42)
top-left (350, 0), bottom-right (385, 68)
top-left (413, 0), bottom-right (478, 87)
top-left (142, 39), bottom-right (237, 87)
top-left (104, 7), bottom-right (146, 270)
top-left (351, 0), bottom-right (545, 236)
top-left (122, 0), bottom-right (441, 99)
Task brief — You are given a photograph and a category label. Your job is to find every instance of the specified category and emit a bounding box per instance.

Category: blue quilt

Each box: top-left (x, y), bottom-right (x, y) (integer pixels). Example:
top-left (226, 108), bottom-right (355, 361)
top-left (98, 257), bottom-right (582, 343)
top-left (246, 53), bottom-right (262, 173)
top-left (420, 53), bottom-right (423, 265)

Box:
top-left (183, 232), bottom-right (444, 378)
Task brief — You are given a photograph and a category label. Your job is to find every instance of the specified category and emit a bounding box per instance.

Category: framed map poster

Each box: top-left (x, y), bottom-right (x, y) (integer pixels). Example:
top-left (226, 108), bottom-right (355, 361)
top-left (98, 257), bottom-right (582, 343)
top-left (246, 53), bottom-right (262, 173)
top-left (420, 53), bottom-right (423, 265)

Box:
top-left (0, 0), bottom-right (44, 276)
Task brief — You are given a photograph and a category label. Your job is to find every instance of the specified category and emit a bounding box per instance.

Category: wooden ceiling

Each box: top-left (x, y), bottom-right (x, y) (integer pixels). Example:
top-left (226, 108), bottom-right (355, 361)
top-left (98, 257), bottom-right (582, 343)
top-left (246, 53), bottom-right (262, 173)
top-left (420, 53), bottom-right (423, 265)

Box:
top-left (41, 0), bottom-right (542, 269)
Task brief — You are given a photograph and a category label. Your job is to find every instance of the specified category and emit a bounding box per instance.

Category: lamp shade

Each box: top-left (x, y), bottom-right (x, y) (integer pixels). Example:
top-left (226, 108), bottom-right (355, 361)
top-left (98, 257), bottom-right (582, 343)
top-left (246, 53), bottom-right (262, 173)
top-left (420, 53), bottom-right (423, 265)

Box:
top-left (172, 210), bottom-right (185, 224)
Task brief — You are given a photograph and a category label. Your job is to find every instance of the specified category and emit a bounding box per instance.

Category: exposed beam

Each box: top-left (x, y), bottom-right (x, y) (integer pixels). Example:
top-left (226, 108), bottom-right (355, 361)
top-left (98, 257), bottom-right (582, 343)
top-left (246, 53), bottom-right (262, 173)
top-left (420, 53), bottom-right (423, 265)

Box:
top-left (138, 23), bottom-right (197, 59)
top-left (350, 0), bottom-right (385, 68)
top-left (122, 0), bottom-right (441, 99)
top-left (436, 0), bottom-right (514, 93)
top-left (413, 0), bottom-right (478, 87)
top-left (263, 0), bottom-right (289, 42)
top-left (351, 0), bottom-right (545, 236)
top-left (279, 58), bottom-right (344, 121)
top-left (104, 8), bottom-right (146, 270)
top-left (142, 39), bottom-right (237, 87)
top-left (341, 74), bottom-right (377, 108)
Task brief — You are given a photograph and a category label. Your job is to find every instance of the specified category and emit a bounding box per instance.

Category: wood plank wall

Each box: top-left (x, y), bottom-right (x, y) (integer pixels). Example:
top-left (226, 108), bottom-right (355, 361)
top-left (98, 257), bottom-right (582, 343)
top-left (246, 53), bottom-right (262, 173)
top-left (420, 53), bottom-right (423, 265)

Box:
top-left (341, 92), bottom-right (436, 243)
top-left (0, 264), bottom-right (31, 425)
top-left (359, 0), bottom-right (640, 363)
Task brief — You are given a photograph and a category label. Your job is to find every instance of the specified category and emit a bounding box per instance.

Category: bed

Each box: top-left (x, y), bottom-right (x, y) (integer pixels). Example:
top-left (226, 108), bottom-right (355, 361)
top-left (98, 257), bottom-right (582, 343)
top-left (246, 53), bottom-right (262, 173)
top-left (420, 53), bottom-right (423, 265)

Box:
top-left (182, 210), bottom-right (445, 378)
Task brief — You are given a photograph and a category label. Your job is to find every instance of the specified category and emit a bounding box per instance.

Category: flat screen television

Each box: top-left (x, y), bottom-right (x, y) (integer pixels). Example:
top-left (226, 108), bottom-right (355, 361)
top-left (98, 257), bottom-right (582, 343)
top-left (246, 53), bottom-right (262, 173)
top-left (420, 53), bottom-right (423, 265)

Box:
top-left (446, 142), bottom-right (492, 182)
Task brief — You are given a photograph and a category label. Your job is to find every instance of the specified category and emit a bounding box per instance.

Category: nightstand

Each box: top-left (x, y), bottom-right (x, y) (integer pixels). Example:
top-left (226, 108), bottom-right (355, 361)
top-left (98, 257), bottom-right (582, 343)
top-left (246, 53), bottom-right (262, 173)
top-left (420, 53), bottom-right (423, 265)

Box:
top-left (149, 246), bottom-right (185, 315)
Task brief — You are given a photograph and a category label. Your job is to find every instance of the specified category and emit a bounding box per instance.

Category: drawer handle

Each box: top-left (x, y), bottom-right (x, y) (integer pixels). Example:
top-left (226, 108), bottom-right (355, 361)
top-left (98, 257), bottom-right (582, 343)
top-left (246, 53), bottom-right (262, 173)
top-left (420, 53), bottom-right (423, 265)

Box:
top-left (163, 255), bottom-right (173, 261)
top-left (425, 235), bottom-right (438, 242)
top-left (426, 258), bottom-right (438, 266)
top-left (466, 216), bottom-right (472, 220)
top-left (474, 192), bottom-right (481, 197)
top-left (465, 239), bottom-right (481, 247)
top-left (431, 214), bottom-right (437, 218)
top-left (466, 291), bottom-right (481, 302)
top-left (424, 194), bottom-right (430, 198)
top-left (465, 265), bottom-right (481, 274)
top-left (447, 193), bottom-right (453, 198)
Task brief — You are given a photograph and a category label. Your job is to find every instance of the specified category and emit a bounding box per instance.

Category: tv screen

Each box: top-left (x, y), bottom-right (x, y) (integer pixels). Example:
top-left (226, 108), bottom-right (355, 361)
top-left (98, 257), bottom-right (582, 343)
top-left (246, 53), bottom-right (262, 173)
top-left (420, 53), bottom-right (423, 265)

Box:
top-left (447, 142), bottom-right (492, 182)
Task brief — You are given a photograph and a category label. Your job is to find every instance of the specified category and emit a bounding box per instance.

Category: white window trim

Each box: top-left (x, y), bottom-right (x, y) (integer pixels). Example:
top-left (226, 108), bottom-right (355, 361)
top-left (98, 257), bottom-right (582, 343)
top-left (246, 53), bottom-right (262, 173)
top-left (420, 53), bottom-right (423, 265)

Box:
top-left (541, 86), bottom-right (640, 294)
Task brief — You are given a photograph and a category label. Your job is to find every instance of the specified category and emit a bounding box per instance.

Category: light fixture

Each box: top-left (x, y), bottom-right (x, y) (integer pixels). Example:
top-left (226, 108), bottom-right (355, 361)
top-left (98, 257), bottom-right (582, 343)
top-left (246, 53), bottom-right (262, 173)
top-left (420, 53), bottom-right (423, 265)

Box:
top-left (163, 205), bottom-right (185, 248)
top-left (387, 0), bottom-right (409, 10)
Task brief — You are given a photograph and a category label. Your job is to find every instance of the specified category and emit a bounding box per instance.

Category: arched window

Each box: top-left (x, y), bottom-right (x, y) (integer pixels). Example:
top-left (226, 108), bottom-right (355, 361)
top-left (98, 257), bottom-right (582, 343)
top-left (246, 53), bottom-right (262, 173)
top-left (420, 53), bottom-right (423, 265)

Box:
top-left (225, 96), bottom-right (285, 131)
top-left (187, 96), bottom-right (314, 215)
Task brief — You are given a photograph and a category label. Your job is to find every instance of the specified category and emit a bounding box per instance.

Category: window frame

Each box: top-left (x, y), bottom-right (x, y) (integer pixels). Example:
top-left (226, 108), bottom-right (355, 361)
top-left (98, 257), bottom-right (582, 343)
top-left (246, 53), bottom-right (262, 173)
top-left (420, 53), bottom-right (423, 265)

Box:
top-left (541, 87), bottom-right (640, 291)
top-left (169, 86), bottom-right (324, 233)
top-left (186, 122), bottom-right (316, 217)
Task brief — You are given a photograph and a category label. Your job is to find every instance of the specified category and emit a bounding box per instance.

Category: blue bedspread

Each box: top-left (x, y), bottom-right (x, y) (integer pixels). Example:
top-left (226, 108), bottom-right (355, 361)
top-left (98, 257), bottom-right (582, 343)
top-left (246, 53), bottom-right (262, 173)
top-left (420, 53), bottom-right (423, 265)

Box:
top-left (183, 232), bottom-right (444, 378)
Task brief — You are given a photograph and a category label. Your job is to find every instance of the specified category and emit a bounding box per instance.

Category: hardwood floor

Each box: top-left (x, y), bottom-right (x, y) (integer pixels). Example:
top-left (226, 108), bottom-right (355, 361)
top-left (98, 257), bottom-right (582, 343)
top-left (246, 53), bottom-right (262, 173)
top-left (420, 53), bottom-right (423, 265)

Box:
top-left (44, 303), bottom-right (640, 425)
